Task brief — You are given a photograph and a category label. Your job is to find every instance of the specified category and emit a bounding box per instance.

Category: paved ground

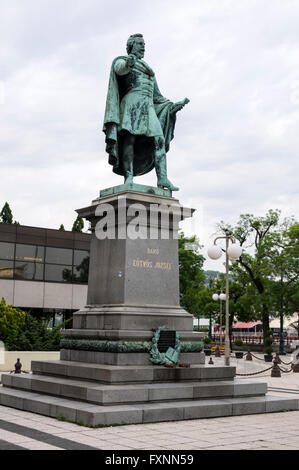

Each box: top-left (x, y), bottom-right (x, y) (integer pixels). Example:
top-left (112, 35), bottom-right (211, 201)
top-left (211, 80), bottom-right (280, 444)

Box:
top-left (0, 353), bottom-right (298, 451)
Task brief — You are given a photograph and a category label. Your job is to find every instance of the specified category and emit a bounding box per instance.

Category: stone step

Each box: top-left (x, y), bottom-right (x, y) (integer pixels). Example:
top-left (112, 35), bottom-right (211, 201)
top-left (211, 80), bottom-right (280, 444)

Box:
top-left (59, 349), bottom-right (205, 366)
top-left (1, 373), bottom-right (267, 405)
top-left (31, 360), bottom-right (236, 384)
top-left (0, 386), bottom-right (297, 427)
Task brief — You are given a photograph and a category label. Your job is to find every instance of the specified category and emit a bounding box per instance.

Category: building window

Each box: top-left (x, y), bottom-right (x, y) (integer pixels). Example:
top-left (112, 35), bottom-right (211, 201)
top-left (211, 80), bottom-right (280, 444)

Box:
top-left (45, 247), bottom-right (73, 265)
top-left (73, 251), bottom-right (89, 283)
top-left (15, 244), bottom-right (44, 263)
top-left (0, 260), bottom-right (14, 279)
top-left (0, 242), bottom-right (15, 260)
top-left (74, 250), bottom-right (89, 266)
top-left (45, 264), bottom-right (73, 283)
top-left (14, 261), bottom-right (44, 281)
top-left (0, 241), bottom-right (89, 284)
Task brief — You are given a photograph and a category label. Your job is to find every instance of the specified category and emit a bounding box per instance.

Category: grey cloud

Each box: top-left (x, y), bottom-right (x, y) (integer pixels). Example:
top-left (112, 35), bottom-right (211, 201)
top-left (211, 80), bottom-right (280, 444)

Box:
top-left (0, 0), bottom-right (298, 247)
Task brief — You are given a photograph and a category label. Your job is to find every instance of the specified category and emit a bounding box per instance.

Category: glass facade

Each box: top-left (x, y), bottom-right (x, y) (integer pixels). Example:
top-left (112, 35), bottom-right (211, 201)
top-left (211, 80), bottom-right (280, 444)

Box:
top-left (45, 264), bottom-right (73, 283)
top-left (0, 241), bottom-right (89, 284)
top-left (0, 260), bottom-right (14, 279)
top-left (0, 242), bottom-right (15, 260)
top-left (15, 244), bottom-right (44, 263)
top-left (45, 247), bottom-right (73, 265)
top-left (15, 261), bottom-right (44, 281)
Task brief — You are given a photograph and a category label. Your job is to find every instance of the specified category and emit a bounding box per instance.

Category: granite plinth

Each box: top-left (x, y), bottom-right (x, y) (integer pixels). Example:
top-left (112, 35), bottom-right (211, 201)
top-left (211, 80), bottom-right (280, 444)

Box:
top-left (100, 184), bottom-right (172, 198)
top-left (76, 191), bottom-right (193, 308)
top-left (29, 361), bottom-right (236, 384)
top-left (61, 328), bottom-right (202, 342)
top-left (71, 305), bottom-right (194, 332)
top-left (70, 191), bottom-right (201, 366)
top-left (59, 350), bottom-right (206, 366)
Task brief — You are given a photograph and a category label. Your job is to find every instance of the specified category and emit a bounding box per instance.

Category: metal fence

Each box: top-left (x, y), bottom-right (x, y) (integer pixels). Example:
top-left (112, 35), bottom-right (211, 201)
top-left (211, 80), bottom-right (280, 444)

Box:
top-left (211, 334), bottom-right (299, 345)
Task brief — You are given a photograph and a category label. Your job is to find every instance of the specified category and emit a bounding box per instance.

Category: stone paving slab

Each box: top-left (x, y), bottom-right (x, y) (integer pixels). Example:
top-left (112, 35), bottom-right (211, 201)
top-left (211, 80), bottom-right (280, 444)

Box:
top-left (0, 404), bottom-right (298, 450)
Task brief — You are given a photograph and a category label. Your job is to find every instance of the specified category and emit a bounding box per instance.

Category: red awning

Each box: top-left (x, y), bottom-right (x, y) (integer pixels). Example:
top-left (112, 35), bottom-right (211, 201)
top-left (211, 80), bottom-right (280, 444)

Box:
top-left (233, 321), bottom-right (262, 329)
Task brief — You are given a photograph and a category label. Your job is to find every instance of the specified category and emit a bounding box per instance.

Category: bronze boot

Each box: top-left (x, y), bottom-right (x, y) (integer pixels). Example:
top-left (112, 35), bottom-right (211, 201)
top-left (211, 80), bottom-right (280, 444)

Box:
top-left (156, 155), bottom-right (179, 192)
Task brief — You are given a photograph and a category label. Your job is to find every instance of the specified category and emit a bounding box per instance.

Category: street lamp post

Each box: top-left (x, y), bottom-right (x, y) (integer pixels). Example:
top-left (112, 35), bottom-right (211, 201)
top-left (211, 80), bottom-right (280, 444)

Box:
top-left (212, 291), bottom-right (226, 345)
top-left (208, 233), bottom-right (242, 366)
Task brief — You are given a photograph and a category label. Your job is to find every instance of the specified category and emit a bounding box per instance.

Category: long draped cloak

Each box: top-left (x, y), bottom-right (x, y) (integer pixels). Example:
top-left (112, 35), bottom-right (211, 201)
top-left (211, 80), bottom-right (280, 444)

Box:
top-left (103, 56), bottom-right (177, 177)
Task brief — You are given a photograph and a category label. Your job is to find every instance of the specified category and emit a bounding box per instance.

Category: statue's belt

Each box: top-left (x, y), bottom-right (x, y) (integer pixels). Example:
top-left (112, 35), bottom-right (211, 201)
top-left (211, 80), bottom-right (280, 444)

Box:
top-left (125, 88), bottom-right (154, 99)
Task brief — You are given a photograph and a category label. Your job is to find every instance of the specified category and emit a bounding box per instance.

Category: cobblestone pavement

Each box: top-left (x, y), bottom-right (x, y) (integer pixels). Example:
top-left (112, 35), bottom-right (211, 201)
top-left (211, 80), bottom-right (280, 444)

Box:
top-left (0, 353), bottom-right (298, 451)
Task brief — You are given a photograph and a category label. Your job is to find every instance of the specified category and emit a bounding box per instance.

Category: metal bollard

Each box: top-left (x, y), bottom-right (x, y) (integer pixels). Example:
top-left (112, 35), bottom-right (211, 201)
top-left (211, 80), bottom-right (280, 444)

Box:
top-left (246, 349), bottom-right (253, 361)
top-left (271, 356), bottom-right (281, 377)
top-left (14, 358), bottom-right (22, 374)
top-left (275, 353), bottom-right (281, 364)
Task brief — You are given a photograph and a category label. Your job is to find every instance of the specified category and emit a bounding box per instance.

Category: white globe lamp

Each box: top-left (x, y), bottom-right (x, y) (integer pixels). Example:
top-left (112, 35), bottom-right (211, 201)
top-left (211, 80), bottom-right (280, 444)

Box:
top-left (219, 293), bottom-right (226, 301)
top-left (227, 243), bottom-right (242, 261)
top-left (212, 293), bottom-right (219, 301)
top-left (207, 245), bottom-right (222, 260)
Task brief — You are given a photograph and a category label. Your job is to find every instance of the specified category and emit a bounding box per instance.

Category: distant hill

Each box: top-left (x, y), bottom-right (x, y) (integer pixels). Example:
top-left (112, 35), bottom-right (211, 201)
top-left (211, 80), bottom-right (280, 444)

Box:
top-left (204, 270), bottom-right (221, 287)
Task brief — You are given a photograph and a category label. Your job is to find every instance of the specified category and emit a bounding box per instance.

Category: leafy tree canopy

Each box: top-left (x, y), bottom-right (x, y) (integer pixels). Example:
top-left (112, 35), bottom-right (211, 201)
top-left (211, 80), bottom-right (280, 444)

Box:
top-left (178, 233), bottom-right (205, 316)
top-left (0, 202), bottom-right (13, 224)
top-left (72, 216), bottom-right (84, 233)
top-left (218, 209), bottom-right (299, 338)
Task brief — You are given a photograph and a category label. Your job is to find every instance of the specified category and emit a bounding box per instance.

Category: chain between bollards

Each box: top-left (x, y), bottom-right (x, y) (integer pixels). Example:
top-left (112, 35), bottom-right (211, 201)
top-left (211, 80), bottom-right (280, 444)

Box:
top-left (207, 349), bottom-right (297, 376)
top-left (235, 366), bottom-right (273, 377)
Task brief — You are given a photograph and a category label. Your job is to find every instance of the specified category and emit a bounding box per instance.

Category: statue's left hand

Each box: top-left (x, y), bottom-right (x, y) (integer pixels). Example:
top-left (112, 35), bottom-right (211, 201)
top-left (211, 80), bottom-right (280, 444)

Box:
top-left (171, 98), bottom-right (190, 114)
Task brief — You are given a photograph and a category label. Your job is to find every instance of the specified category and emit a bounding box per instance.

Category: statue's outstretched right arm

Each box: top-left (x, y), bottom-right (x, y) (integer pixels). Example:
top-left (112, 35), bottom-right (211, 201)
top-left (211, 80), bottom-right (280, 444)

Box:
top-left (114, 55), bottom-right (136, 76)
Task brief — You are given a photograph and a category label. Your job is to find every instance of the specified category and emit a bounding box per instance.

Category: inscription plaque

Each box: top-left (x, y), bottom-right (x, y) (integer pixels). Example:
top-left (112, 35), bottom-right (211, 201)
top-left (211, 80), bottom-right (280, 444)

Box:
top-left (157, 330), bottom-right (176, 353)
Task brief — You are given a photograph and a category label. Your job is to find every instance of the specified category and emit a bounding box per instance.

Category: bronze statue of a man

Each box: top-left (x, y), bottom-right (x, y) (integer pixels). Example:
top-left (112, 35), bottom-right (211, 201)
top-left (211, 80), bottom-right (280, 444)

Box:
top-left (103, 34), bottom-right (189, 192)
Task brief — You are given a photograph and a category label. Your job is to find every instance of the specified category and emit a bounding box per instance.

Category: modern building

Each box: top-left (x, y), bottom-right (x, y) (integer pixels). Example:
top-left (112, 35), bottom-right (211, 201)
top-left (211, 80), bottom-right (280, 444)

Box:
top-left (0, 223), bottom-right (91, 326)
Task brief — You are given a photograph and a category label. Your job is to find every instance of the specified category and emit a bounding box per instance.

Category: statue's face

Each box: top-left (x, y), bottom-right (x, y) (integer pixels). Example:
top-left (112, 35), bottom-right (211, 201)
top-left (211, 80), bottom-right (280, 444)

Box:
top-left (131, 37), bottom-right (145, 59)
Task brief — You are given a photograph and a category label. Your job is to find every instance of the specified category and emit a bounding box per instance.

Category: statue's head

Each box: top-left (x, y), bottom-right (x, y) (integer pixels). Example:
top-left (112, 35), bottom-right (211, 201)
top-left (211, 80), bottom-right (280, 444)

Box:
top-left (126, 34), bottom-right (145, 59)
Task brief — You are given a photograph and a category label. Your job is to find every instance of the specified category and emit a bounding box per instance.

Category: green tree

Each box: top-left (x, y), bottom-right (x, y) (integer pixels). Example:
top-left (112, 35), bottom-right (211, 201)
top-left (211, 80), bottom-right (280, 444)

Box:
top-left (178, 233), bottom-right (205, 317)
top-left (0, 299), bottom-right (63, 351)
top-left (0, 298), bottom-right (26, 348)
top-left (59, 224), bottom-right (65, 231)
top-left (266, 222), bottom-right (299, 345)
top-left (196, 287), bottom-right (218, 336)
top-left (196, 276), bottom-right (250, 344)
top-left (15, 315), bottom-right (61, 351)
top-left (219, 209), bottom-right (298, 340)
top-left (72, 216), bottom-right (84, 233)
top-left (0, 202), bottom-right (13, 224)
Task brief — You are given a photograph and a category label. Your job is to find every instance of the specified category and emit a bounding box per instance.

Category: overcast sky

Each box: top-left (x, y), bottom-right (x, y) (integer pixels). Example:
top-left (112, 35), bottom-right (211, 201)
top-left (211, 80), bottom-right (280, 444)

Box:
top-left (1, 0), bottom-right (298, 271)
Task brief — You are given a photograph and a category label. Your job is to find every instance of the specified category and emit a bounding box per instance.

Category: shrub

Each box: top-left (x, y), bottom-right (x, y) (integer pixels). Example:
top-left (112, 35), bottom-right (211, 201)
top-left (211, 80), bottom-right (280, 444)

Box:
top-left (13, 315), bottom-right (62, 351)
top-left (264, 346), bottom-right (273, 355)
top-left (264, 337), bottom-right (273, 347)
top-left (0, 298), bottom-right (62, 351)
top-left (264, 337), bottom-right (273, 354)
top-left (234, 339), bottom-right (243, 347)
top-left (203, 337), bottom-right (211, 345)
top-left (0, 298), bottom-right (26, 347)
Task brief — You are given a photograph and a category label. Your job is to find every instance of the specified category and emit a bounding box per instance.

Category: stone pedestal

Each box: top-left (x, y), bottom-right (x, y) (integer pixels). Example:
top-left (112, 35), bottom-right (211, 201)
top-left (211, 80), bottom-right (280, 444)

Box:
top-left (61, 190), bottom-right (203, 365)
top-left (1, 188), bottom-right (297, 426)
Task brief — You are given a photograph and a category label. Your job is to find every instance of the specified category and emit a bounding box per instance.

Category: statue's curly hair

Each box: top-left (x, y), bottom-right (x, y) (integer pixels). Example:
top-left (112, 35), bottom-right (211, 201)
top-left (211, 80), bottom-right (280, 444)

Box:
top-left (126, 34), bottom-right (143, 54)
